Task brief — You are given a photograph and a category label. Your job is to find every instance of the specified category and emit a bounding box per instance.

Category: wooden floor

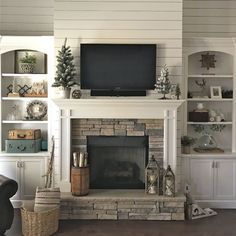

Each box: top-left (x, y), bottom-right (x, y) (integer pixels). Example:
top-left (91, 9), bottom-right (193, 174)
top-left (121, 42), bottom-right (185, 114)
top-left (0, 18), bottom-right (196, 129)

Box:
top-left (6, 209), bottom-right (236, 236)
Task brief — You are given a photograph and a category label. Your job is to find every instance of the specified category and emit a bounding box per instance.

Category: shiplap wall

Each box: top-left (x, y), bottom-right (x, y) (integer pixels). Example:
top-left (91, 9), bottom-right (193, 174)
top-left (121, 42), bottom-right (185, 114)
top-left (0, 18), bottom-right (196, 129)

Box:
top-left (0, 0), bottom-right (54, 35)
top-left (53, 0), bottom-right (183, 188)
top-left (54, 0), bottom-right (183, 84)
top-left (183, 0), bottom-right (236, 38)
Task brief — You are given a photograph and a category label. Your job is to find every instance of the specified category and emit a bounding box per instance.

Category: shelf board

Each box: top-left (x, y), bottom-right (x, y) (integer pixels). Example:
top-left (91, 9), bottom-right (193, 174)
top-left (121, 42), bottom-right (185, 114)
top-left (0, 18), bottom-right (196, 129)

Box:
top-left (2, 120), bottom-right (48, 124)
top-left (2, 97), bottom-right (48, 101)
top-left (187, 98), bottom-right (233, 101)
top-left (0, 151), bottom-right (50, 157)
top-left (182, 151), bottom-right (236, 158)
top-left (187, 122), bottom-right (232, 125)
top-left (1, 73), bottom-right (48, 78)
top-left (188, 74), bottom-right (233, 78)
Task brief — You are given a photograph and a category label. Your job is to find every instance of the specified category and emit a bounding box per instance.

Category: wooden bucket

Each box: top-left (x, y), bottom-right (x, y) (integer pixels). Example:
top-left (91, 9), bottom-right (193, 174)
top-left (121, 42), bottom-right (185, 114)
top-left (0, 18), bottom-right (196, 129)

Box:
top-left (71, 167), bottom-right (89, 196)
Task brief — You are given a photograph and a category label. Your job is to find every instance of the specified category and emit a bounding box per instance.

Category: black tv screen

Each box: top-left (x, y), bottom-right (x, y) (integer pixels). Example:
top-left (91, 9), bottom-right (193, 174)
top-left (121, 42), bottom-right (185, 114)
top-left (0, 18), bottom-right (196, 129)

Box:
top-left (80, 44), bottom-right (156, 96)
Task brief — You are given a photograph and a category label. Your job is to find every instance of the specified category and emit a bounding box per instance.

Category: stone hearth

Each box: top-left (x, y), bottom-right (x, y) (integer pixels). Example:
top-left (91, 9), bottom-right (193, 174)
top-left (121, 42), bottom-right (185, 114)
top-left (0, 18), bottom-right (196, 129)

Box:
top-left (60, 190), bottom-right (185, 220)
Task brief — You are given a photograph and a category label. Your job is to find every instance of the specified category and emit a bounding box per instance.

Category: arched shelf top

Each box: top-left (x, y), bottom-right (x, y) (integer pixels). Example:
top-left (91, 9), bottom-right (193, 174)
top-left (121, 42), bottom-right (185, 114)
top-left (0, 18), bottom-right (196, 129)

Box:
top-left (187, 50), bottom-right (233, 76)
top-left (0, 36), bottom-right (53, 55)
top-left (183, 37), bottom-right (235, 57)
top-left (0, 48), bottom-right (48, 56)
top-left (188, 50), bottom-right (233, 58)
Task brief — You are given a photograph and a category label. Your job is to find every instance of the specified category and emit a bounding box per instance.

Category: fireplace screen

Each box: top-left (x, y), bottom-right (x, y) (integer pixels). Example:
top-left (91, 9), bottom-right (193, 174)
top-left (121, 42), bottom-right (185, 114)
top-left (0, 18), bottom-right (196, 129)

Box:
top-left (87, 136), bottom-right (148, 189)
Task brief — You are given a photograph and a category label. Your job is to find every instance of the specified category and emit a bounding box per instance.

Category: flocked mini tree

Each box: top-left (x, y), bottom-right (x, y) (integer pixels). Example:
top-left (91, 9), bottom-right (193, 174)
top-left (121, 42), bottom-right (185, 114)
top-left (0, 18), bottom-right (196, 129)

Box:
top-left (52, 38), bottom-right (76, 88)
top-left (155, 64), bottom-right (171, 99)
top-left (175, 83), bottom-right (181, 100)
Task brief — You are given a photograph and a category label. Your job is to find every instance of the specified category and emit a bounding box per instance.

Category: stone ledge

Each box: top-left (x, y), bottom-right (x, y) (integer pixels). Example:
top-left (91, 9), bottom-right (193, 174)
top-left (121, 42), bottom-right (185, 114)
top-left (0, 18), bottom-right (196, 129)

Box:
top-left (60, 190), bottom-right (186, 221)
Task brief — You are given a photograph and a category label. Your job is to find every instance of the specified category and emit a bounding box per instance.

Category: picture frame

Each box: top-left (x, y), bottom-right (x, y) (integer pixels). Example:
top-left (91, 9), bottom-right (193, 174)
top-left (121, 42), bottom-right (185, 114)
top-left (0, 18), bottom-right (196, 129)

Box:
top-left (210, 86), bottom-right (222, 99)
top-left (15, 50), bottom-right (47, 74)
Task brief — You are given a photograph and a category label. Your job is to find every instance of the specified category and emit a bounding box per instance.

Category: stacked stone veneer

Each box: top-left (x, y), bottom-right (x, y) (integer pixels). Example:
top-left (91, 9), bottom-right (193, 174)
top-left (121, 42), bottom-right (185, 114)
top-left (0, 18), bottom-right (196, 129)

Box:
top-left (60, 191), bottom-right (185, 221)
top-left (71, 118), bottom-right (164, 162)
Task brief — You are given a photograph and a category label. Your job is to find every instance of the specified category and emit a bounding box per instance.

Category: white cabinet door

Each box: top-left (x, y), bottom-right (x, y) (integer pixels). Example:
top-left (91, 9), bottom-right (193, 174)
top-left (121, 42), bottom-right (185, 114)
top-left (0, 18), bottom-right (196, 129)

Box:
top-left (214, 160), bottom-right (236, 200)
top-left (190, 159), bottom-right (214, 200)
top-left (0, 158), bottom-right (20, 200)
top-left (20, 158), bottom-right (45, 200)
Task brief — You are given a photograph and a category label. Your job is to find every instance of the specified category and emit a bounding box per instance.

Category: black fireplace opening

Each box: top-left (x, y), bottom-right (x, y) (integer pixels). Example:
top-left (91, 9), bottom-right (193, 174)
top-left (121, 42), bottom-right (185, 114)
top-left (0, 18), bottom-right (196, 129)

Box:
top-left (87, 136), bottom-right (149, 189)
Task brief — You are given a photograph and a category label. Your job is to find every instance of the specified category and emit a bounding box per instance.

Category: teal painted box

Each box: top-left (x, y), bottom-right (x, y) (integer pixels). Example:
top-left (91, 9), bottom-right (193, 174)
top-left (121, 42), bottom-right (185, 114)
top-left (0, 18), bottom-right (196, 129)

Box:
top-left (5, 139), bottom-right (41, 153)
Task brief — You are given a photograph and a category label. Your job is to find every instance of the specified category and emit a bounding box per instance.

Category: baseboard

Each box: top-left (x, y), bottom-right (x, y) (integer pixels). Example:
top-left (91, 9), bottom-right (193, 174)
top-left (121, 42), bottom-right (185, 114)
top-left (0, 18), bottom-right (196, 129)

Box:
top-left (196, 200), bottom-right (236, 209)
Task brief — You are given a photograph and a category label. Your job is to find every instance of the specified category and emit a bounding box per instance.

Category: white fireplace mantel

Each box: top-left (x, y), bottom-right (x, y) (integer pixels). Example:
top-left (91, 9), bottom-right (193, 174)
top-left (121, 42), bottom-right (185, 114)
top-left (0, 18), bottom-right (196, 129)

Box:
top-left (52, 98), bottom-right (185, 192)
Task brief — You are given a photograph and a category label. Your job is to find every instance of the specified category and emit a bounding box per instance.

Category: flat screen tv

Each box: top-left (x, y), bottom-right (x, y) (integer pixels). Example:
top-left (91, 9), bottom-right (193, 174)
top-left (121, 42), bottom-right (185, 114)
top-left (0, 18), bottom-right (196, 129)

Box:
top-left (80, 44), bottom-right (156, 96)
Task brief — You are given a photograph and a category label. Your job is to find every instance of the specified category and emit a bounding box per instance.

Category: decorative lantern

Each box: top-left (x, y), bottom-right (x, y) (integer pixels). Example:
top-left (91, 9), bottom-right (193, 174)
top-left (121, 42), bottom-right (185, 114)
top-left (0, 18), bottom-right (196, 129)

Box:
top-left (145, 155), bottom-right (160, 195)
top-left (163, 165), bottom-right (175, 197)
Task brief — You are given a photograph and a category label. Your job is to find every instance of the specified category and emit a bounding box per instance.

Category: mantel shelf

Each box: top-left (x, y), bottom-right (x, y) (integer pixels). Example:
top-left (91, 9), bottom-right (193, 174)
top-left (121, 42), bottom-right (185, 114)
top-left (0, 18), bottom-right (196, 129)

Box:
top-left (52, 98), bottom-right (185, 119)
top-left (53, 98), bottom-right (185, 109)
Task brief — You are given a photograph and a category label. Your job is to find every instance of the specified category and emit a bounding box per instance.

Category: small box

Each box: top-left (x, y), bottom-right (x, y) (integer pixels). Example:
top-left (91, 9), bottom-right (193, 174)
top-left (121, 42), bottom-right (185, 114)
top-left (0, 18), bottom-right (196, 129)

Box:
top-left (5, 139), bottom-right (41, 153)
top-left (189, 111), bottom-right (209, 122)
top-left (8, 129), bottom-right (41, 140)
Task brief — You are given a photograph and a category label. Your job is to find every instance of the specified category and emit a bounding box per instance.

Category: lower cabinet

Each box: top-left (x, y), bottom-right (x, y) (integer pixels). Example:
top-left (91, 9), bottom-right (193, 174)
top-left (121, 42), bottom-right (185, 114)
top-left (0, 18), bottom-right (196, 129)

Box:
top-left (0, 156), bottom-right (46, 201)
top-left (189, 158), bottom-right (236, 201)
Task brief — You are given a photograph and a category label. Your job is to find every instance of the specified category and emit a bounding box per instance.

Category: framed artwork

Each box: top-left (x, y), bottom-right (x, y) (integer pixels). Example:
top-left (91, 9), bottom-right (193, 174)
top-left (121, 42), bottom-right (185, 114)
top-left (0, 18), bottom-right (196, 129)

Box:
top-left (15, 50), bottom-right (47, 74)
top-left (210, 86), bottom-right (222, 99)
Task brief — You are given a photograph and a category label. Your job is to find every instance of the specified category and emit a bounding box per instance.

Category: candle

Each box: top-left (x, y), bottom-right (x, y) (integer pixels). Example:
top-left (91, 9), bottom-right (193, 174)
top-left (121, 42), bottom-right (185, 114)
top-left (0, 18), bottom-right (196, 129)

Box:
top-left (166, 179), bottom-right (172, 196)
top-left (79, 152), bottom-right (85, 167)
top-left (73, 152), bottom-right (78, 167)
top-left (149, 186), bottom-right (157, 194)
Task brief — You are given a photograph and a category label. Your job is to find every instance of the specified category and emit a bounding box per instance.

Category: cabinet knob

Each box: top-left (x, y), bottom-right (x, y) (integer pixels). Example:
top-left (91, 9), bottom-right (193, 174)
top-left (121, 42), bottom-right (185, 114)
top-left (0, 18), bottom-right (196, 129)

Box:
top-left (17, 161), bottom-right (20, 168)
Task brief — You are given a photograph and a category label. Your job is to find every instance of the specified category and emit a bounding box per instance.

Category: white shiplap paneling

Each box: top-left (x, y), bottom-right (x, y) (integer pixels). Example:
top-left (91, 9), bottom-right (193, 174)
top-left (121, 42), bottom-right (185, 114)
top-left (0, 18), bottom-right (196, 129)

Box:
top-left (183, 0), bottom-right (236, 38)
top-left (54, 0), bottom-right (183, 84)
top-left (0, 0), bottom-right (54, 36)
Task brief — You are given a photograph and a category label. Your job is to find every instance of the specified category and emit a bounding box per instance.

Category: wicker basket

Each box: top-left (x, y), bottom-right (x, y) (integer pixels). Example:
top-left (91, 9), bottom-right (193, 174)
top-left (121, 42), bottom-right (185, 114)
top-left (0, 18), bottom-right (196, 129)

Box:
top-left (21, 201), bottom-right (59, 236)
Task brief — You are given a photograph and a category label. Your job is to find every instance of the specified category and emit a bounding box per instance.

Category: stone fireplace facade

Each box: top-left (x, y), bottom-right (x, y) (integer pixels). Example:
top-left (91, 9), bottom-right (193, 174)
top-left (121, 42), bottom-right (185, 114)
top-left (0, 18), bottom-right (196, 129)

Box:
top-left (71, 119), bottom-right (164, 190)
top-left (71, 118), bottom-right (164, 160)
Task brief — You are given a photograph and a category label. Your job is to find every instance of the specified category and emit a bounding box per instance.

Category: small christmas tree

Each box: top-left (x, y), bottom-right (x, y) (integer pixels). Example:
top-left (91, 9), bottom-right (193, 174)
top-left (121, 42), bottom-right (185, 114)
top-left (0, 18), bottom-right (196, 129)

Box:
top-left (52, 38), bottom-right (76, 88)
top-left (155, 65), bottom-right (171, 99)
top-left (175, 83), bottom-right (181, 100)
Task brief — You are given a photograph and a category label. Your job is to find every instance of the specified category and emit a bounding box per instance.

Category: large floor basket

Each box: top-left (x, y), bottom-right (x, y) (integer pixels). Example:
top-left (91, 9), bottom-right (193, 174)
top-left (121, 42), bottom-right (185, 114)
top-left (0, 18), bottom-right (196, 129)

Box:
top-left (21, 203), bottom-right (59, 236)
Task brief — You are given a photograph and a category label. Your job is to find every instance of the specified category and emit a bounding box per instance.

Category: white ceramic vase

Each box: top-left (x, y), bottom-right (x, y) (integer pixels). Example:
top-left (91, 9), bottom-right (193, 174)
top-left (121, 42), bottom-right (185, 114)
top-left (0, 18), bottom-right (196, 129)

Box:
top-left (51, 86), bottom-right (71, 99)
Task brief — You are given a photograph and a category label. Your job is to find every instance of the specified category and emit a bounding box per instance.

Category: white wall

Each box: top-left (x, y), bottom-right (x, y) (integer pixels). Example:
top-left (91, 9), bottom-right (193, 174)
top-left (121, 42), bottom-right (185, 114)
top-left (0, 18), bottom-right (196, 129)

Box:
top-left (183, 0), bottom-right (236, 38)
top-left (0, 0), bottom-right (54, 35)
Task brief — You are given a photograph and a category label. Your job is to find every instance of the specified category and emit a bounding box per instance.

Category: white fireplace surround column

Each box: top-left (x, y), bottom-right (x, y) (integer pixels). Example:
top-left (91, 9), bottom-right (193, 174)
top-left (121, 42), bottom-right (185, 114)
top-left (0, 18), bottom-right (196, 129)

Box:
top-left (53, 98), bottom-right (184, 192)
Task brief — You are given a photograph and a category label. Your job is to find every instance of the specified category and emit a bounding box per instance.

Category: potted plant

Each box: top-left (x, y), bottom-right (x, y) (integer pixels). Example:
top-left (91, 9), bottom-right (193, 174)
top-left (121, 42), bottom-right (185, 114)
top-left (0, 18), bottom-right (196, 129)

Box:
top-left (52, 38), bottom-right (76, 98)
top-left (19, 52), bottom-right (37, 73)
top-left (181, 136), bottom-right (195, 154)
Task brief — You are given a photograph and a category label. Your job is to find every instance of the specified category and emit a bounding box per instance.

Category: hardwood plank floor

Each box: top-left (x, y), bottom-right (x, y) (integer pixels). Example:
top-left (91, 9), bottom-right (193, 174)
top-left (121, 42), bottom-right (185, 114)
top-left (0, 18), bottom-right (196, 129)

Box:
top-left (6, 209), bottom-right (236, 236)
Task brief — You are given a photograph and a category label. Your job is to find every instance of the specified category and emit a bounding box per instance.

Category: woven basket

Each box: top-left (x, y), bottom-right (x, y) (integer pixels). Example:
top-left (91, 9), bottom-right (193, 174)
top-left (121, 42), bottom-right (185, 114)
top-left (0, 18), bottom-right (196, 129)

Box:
top-left (21, 201), bottom-right (59, 236)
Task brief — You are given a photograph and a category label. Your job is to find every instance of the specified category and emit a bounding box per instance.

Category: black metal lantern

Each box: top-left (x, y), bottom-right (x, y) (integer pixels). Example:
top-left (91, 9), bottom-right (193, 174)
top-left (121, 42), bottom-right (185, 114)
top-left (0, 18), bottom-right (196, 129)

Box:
top-left (145, 155), bottom-right (160, 195)
top-left (163, 165), bottom-right (175, 197)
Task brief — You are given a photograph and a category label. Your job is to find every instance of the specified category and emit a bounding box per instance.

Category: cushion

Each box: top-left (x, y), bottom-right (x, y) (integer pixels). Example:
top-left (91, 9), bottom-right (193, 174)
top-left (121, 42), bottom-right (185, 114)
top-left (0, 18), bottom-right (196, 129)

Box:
top-left (34, 187), bottom-right (60, 212)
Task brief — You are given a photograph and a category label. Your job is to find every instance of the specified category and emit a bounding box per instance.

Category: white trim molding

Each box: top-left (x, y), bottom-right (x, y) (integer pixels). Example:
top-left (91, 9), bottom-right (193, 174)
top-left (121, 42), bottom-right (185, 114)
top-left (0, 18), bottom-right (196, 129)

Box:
top-left (53, 98), bottom-right (184, 192)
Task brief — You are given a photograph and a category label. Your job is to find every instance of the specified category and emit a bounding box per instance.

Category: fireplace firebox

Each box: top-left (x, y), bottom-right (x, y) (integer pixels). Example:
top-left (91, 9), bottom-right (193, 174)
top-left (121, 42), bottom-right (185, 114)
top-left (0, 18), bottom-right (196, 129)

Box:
top-left (87, 136), bottom-right (148, 189)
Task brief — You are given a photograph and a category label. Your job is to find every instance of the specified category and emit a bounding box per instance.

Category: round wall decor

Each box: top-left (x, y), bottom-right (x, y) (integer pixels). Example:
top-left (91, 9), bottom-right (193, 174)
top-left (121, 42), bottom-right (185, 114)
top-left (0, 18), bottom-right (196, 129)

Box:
top-left (26, 100), bottom-right (47, 120)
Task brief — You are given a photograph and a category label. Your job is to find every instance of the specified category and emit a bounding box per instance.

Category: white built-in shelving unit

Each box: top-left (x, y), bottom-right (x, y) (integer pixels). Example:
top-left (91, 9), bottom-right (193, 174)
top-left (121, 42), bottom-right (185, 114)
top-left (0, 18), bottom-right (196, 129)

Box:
top-left (182, 38), bottom-right (236, 208)
top-left (183, 38), bottom-right (235, 153)
top-left (0, 36), bottom-right (54, 204)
